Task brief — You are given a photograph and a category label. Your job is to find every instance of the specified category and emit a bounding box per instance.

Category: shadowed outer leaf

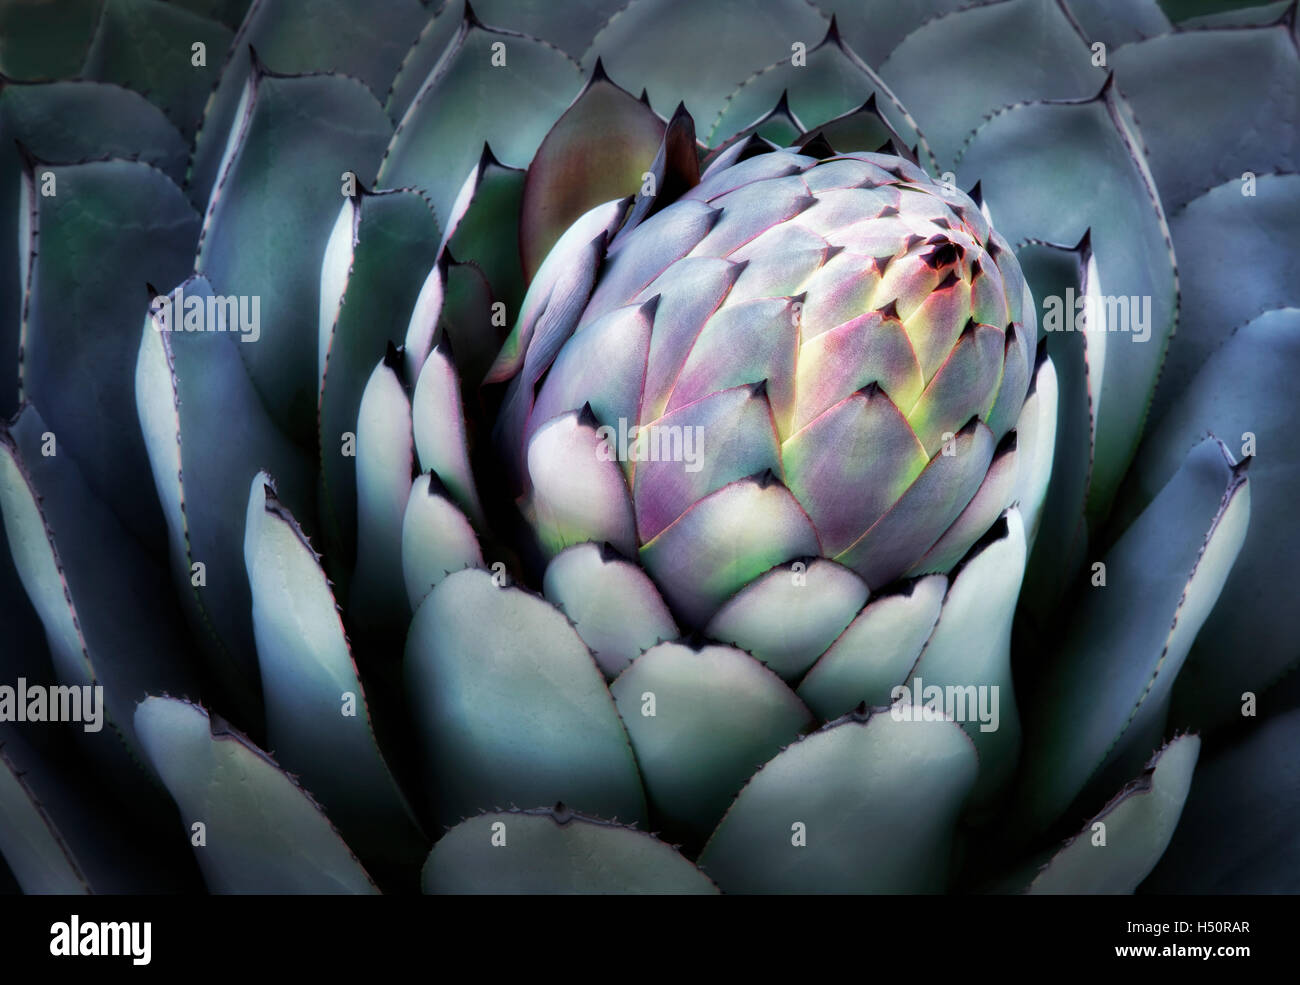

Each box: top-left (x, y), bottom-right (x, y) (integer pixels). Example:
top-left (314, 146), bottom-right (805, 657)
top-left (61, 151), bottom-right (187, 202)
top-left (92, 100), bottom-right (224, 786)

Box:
top-left (473, 0), bottom-right (629, 58)
top-left (1145, 703), bottom-right (1300, 892)
top-left (20, 158), bottom-right (198, 548)
top-left (1159, 0), bottom-right (1286, 21)
top-left (0, 736), bottom-right (89, 894)
top-left (318, 189), bottom-right (439, 574)
top-left (422, 807), bottom-right (717, 894)
top-left (0, 0), bottom-right (102, 78)
top-left (1064, 0), bottom-right (1171, 44)
top-left (195, 66), bottom-right (393, 442)
top-left (80, 0), bottom-right (233, 138)
top-left (1017, 438), bottom-right (1250, 835)
top-left (878, 0), bottom-right (1104, 168)
top-left (956, 82), bottom-right (1177, 525)
top-left (1125, 308), bottom-right (1300, 727)
top-left (1016, 243), bottom-right (1098, 624)
top-left (610, 642), bottom-right (814, 844)
top-left (187, 0), bottom-right (426, 205)
top-left (1177, 0), bottom-right (1294, 26)
top-left (443, 148), bottom-right (526, 310)
top-left (378, 16), bottom-right (583, 234)
top-left (244, 475), bottom-right (425, 869)
top-left (137, 276), bottom-right (313, 721)
top-left (0, 405), bottom-right (196, 770)
top-left (1153, 174), bottom-right (1300, 421)
top-left (1111, 24), bottom-right (1299, 214)
top-left (697, 709), bottom-right (978, 893)
top-left (708, 22), bottom-right (931, 169)
top-left (134, 697), bottom-right (380, 894)
top-left (907, 510), bottom-right (1026, 806)
top-left (582, 0), bottom-right (830, 129)
top-left (405, 568), bottom-right (646, 829)
top-left (521, 66), bottom-right (664, 280)
top-left (0, 79), bottom-right (189, 415)
top-left (384, 0), bottom-right (462, 120)
top-left (0, 721), bottom-right (197, 893)
top-left (1027, 734), bottom-right (1198, 894)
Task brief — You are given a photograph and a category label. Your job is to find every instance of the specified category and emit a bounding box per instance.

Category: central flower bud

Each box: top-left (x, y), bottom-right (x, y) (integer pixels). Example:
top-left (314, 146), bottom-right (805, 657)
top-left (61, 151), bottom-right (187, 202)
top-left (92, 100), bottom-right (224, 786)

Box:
top-left (511, 148), bottom-right (1036, 628)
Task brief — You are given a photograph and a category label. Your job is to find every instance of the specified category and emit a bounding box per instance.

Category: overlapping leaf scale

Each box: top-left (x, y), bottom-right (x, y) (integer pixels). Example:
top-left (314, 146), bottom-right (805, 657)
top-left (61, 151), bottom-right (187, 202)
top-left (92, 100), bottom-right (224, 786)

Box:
top-left (0, 0), bottom-right (102, 79)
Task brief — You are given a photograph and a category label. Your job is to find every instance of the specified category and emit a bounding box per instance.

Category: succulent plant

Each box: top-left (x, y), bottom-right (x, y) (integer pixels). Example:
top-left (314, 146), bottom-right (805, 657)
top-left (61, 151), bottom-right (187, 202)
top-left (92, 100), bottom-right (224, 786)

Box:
top-left (0, 0), bottom-right (1297, 896)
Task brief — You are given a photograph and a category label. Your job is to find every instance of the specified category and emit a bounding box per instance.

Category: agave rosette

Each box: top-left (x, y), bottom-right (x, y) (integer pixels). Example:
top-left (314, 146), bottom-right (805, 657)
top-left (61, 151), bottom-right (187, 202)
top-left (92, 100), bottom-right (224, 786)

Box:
top-left (0, 0), bottom-right (1296, 894)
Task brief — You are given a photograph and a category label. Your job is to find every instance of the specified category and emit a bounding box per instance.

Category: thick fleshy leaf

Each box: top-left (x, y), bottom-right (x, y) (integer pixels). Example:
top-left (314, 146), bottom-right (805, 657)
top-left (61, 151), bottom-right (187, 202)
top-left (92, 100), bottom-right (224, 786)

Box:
top-left (816, 2), bottom-right (965, 68)
top-left (639, 473), bottom-right (821, 630)
top-left (835, 419), bottom-right (995, 588)
top-left (0, 405), bottom-right (195, 768)
top-left (0, 0), bottom-right (102, 78)
top-left (80, 0), bottom-right (233, 138)
top-left (426, 258), bottom-right (499, 390)
top-left (0, 723), bottom-right (194, 894)
top-left (697, 709), bottom-right (978, 892)
top-left (797, 575), bottom-right (947, 720)
top-left (188, 0), bottom-right (425, 204)
top-left (879, 0), bottom-right (1103, 168)
top-left (349, 355), bottom-right (413, 636)
top-left (1145, 705), bottom-right (1300, 892)
top-left (907, 511), bottom-right (1026, 805)
top-left (1027, 735), bottom-right (1198, 894)
top-left (1011, 345), bottom-right (1058, 551)
top-left (1017, 438), bottom-right (1250, 834)
top-left (1016, 242), bottom-right (1096, 622)
top-left (525, 409), bottom-right (636, 558)
top-left (135, 696), bottom-right (379, 894)
top-left (906, 322), bottom-right (1006, 457)
top-left (704, 560), bottom-right (870, 682)
top-left (610, 642), bottom-right (813, 842)
top-left (137, 276), bottom-right (312, 718)
top-left (957, 80), bottom-right (1177, 524)
top-left (383, 1), bottom-right (464, 121)
top-left (21, 158), bottom-right (198, 545)
top-left (318, 188), bottom-right (439, 571)
top-left (583, 0), bottom-right (829, 129)
top-left (195, 65), bottom-right (393, 440)
top-left (1126, 308), bottom-right (1300, 726)
top-left (521, 63), bottom-right (664, 280)
top-left (1155, 174), bottom-right (1300, 418)
top-left (244, 475), bottom-right (425, 869)
top-left (709, 20), bottom-right (930, 167)
top-left (0, 736), bottom-right (88, 893)
top-left (542, 543), bottom-right (677, 679)
top-left (412, 345), bottom-right (485, 528)
top-left (1111, 25), bottom-right (1299, 214)
top-left (405, 568), bottom-right (646, 828)
top-left (0, 80), bottom-right (189, 415)
top-left (401, 472), bottom-right (483, 610)
top-left (441, 144), bottom-right (526, 310)
top-left (378, 14), bottom-right (582, 232)
top-left (422, 807), bottom-right (717, 894)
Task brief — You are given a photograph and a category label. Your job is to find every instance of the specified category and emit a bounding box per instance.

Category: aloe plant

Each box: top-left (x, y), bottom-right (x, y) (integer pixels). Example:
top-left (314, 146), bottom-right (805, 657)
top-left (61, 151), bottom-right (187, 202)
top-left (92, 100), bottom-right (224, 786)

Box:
top-left (0, 0), bottom-right (1297, 895)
